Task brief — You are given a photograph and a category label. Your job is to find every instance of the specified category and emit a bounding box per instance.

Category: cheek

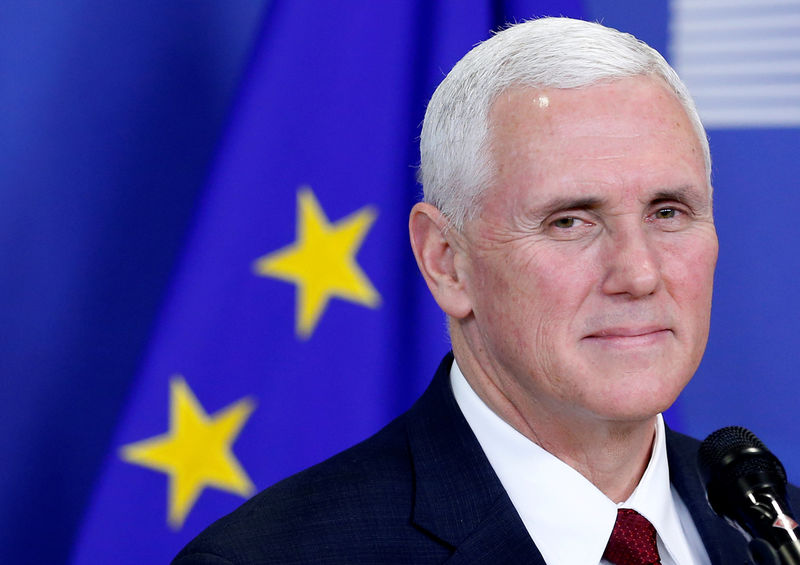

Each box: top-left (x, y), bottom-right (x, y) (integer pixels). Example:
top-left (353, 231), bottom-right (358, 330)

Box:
top-left (504, 252), bottom-right (598, 353)
top-left (527, 248), bottom-right (605, 321)
top-left (661, 235), bottom-right (718, 326)
top-left (468, 243), bottom-right (603, 346)
top-left (665, 235), bottom-right (716, 290)
top-left (494, 247), bottom-right (584, 305)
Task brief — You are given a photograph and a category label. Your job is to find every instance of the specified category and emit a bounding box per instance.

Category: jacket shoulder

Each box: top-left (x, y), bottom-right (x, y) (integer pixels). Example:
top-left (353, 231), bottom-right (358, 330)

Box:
top-left (173, 412), bottom-right (445, 564)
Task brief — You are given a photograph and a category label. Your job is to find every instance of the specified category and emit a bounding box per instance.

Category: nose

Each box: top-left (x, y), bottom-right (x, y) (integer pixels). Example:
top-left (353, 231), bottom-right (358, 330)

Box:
top-left (600, 225), bottom-right (661, 298)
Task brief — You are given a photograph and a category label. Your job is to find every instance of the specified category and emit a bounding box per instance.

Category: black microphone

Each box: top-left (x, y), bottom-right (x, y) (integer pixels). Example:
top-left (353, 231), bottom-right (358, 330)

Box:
top-left (698, 426), bottom-right (800, 565)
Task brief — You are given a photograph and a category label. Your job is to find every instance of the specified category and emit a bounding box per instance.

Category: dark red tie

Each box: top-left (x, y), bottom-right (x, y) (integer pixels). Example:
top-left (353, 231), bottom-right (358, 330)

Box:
top-left (603, 508), bottom-right (662, 565)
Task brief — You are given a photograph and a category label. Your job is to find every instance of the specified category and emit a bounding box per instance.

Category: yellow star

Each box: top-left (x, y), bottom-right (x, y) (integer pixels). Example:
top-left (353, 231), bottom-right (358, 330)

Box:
top-left (120, 376), bottom-right (256, 529)
top-left (253, 186), bottom-right (381, 338)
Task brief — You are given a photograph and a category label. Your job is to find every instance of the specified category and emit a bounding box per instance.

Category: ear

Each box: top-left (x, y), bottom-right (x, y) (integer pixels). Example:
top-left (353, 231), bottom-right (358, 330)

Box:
top-left (408, 202), bottom-right (473, 319)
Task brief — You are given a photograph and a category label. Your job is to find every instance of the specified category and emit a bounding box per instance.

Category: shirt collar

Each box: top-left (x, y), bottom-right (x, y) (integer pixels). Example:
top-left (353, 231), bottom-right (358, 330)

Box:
top-left (450, 358), bottom-right (692, 565)
top-left (626, 416), bottom-right (697, 565)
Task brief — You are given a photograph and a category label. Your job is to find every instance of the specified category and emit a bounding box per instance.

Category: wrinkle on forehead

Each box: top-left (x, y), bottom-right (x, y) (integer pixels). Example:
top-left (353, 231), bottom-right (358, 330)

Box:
top-left (486, 77), bottom-right (706, 186)
top-left (491, 79), bottom-right (688, 140)
top-left (475, 76), bottom-right (713, 232)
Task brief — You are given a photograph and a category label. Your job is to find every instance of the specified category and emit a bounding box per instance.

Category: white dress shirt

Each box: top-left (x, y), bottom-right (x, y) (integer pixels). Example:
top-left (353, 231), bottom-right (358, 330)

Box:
top-left (450, 359), bottom-right (712, 565)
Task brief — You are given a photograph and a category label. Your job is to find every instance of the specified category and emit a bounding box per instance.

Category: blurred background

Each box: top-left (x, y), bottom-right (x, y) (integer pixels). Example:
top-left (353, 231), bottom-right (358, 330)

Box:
top-left (2, 1), bottom-right (799, 563)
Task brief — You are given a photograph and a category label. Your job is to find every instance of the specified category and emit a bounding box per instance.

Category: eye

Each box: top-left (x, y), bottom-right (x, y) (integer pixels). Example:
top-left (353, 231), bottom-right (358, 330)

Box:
top-left (647, 205), bottom-right (691, 231)
top-left (655, 207), bottom-right (678, 219)
top-left (552, 216), bottom-right (583, 229)
top-left (545, 215), bottom-right (595, 239)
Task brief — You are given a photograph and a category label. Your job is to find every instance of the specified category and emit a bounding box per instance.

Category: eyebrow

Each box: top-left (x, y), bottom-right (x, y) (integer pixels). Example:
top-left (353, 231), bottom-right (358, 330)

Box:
top-left (650, 186), bottom-right (712, 213)
top-left (529, 185), bottom-right (711, 223)
top-left (531, 196), bottom-right (605, 223)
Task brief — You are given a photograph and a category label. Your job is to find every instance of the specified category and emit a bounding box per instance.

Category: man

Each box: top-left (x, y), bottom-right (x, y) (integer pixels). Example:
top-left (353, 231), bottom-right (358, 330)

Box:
top-left (175, 17), bottom-right (797, 564)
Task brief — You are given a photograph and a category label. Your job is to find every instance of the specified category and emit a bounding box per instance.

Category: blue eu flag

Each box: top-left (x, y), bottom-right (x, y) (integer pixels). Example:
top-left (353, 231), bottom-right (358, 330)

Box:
top-left (6, 2), bottom-right (800, 563)
top-left (70, 2), bottom-right (582, 562)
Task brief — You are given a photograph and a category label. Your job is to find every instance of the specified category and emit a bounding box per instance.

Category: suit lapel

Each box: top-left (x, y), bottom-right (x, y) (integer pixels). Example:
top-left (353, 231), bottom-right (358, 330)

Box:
top-left (666, 428), bottom-right (754, 565)
top-left (443, 496), bottom-right (546, 564)
top-left (407, 356), bottom-right (758, 564)
top-left (405, 353), bottom-right (546, 564)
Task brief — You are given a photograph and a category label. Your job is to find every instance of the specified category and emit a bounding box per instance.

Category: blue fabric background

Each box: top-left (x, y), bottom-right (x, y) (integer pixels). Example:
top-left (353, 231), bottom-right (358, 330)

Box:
top-left (2, 2), bottom-right (797, 563)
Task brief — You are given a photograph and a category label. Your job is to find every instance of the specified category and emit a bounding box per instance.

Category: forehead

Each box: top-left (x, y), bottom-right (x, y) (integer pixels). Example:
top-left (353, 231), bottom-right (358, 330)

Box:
top-left (488, 76), bottom-right (697, 157)
top-left (484, 76), bottom-right (709, 205)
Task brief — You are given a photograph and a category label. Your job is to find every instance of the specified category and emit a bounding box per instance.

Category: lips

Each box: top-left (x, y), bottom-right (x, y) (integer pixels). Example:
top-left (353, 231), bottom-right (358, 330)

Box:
top-left (588, 326), bottom-right (668, 338)
top-left (583, 327), bottom-right (672, 347)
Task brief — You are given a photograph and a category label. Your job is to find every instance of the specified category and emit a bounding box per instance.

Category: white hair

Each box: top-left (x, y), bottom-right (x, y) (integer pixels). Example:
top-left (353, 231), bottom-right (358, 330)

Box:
top-left (418, 17), bottom-right (710, 230)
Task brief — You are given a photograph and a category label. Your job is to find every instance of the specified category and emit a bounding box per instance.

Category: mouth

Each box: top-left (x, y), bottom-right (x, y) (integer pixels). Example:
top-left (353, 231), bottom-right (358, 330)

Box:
top-left (583, 327), bottom-right (672, 347)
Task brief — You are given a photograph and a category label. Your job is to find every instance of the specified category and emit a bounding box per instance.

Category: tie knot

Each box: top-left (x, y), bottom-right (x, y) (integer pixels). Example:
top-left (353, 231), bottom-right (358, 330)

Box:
top-left (603, 508), bottom-right (661, 565)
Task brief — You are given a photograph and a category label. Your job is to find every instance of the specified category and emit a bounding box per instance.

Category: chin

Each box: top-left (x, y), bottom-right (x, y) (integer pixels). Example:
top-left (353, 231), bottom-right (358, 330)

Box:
top-left (609, 399), bottom-right (676, 422)
top-left (590, 373), bottom-right (688, 422)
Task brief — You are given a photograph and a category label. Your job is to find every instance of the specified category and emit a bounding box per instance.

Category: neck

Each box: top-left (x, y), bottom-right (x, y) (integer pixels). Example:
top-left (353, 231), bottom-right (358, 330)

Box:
top-left (451, 332), bottom-right (657, 503)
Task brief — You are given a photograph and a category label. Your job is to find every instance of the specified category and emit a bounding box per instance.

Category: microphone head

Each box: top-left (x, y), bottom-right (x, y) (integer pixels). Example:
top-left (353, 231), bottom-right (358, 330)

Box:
top-left (698, 426), bottom-right (787, 518)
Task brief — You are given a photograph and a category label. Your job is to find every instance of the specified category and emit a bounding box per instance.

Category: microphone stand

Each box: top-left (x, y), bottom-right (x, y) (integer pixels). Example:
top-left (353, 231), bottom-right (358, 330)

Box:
top-left (733, 486), bottom-right (800, 565)
top-left (750, 537), bottom-right (782, 565)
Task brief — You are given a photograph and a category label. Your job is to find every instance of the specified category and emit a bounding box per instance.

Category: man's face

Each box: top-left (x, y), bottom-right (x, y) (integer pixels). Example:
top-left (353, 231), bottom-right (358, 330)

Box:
top-left (457, 76), bottom-right (718, 424)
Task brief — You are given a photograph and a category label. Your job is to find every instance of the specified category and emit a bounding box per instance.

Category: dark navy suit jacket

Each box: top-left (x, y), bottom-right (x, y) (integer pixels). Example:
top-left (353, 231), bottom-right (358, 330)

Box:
top-left (174, 353), bottom-right (799, 564)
